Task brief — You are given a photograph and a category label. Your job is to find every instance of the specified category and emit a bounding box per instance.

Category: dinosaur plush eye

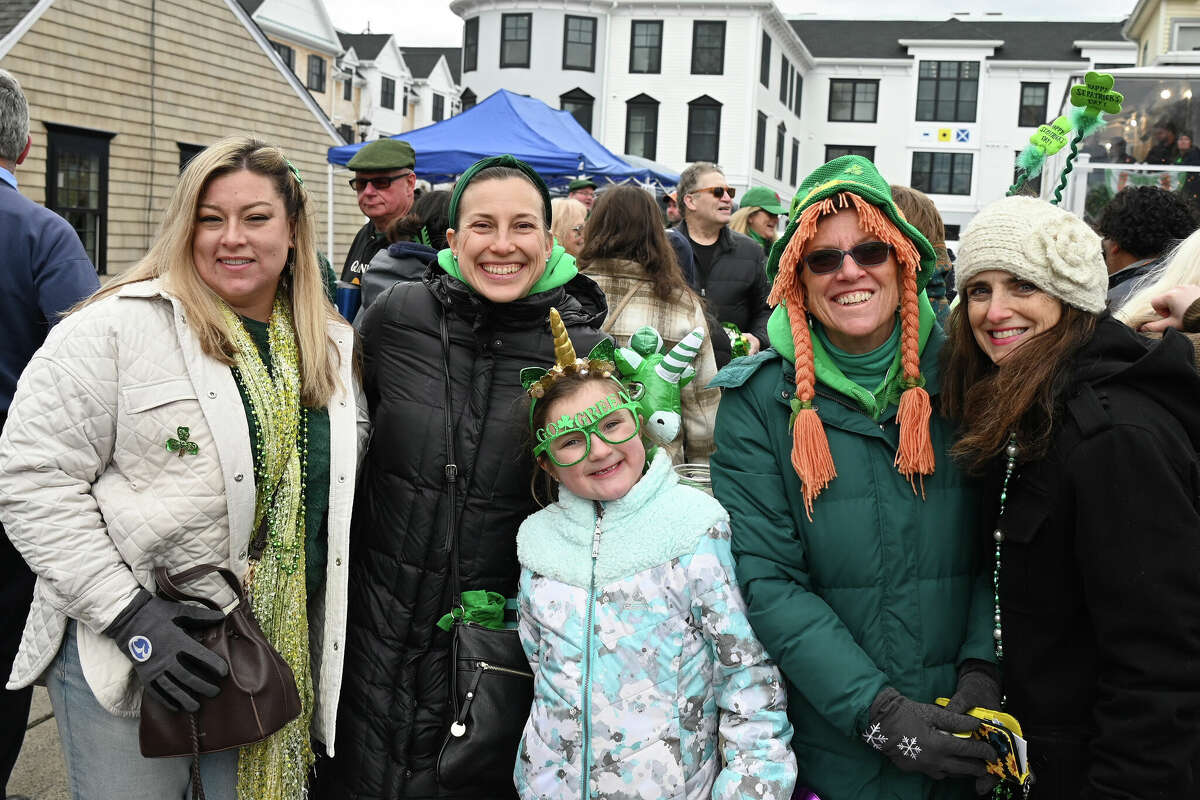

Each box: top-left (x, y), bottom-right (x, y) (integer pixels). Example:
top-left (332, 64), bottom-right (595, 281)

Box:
top-left (627, 382), bottom-right (645, 400)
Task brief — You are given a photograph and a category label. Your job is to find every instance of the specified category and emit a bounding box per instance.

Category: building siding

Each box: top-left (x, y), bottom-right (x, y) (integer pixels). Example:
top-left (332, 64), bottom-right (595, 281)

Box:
top-left (3, 0), bottom-right (363, 275)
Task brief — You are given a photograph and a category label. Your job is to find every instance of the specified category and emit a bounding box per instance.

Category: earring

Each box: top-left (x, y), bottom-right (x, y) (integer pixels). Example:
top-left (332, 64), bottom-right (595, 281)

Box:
top-left (285, 247), bottom-right (295, 272)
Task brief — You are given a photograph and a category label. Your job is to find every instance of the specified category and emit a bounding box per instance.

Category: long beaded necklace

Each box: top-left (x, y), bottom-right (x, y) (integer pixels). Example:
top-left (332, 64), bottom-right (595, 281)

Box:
top-left (992, 434), bottom-right (1018, 663)
top-left (991, 434), bottom-right (1029, 800)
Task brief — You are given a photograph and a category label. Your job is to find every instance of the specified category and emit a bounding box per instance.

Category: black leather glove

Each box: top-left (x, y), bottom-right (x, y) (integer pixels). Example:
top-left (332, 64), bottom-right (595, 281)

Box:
top-left (864, 687), bottom-right (997, 780)
top-left (945, 660), bottom-right (1002, 715)
top-left (103, 588), bottom-right (229, 712)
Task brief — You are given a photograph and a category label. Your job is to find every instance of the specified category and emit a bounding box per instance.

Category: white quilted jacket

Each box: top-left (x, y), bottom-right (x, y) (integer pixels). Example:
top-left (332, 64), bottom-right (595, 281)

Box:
top-left (0, 279), bottom-right (367, 754)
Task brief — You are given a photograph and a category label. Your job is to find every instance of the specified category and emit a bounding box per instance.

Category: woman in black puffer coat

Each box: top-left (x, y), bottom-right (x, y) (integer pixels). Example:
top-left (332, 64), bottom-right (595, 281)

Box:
top-left (317, 156), bottom-right (607, 800)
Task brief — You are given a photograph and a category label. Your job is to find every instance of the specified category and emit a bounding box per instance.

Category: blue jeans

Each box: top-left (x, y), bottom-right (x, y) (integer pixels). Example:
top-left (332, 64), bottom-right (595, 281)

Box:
top-left (46, 621), bottom-right (238, 800)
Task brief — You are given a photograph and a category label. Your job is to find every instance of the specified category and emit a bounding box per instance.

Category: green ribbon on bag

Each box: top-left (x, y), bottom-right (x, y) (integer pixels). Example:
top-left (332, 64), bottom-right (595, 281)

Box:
top-left (436, 589), bottom-right (508, 631)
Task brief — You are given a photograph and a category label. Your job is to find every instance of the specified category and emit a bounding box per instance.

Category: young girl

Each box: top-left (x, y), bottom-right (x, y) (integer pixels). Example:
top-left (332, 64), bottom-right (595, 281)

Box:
top-left (514, 319), bottom-right (797, 800)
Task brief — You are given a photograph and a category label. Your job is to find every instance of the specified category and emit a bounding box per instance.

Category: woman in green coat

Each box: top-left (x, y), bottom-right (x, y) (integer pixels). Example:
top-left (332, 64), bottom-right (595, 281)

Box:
top-left (710, 157), bottom-right (997, 800)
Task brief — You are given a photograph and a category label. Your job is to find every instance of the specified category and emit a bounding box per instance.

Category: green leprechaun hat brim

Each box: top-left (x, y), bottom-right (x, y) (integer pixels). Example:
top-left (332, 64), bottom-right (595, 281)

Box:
top-left (767, 155), bottom-right (938, 290)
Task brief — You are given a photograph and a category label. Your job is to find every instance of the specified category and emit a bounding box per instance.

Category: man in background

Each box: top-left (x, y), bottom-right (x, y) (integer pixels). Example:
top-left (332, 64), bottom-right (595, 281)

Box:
top-left (567, 177), bottom-right (596, 211)
top-left (1097, 185), bottom-right (1197, 307)
top-left (341, 139), bottom-right (417, 285)
top-left (0, 68), bottom-right (99, 800)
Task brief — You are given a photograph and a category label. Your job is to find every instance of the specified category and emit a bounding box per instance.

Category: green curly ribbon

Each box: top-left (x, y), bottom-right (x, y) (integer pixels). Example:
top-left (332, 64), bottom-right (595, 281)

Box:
top-left (1051, 131), bottom-right (1085, 206)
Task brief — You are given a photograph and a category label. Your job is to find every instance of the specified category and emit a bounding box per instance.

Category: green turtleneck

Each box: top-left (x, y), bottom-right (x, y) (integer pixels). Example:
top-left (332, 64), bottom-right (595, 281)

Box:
top-left (813, 320), bottom-right (901, 410)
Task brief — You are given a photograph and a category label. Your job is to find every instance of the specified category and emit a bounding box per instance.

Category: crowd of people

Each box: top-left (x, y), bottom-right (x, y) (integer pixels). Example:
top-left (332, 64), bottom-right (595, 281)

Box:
top-left (1, 62), bottom-right (1200, 800)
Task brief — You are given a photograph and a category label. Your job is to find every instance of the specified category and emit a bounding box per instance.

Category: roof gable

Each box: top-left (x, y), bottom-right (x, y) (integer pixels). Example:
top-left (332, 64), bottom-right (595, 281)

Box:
top-left (338, 32), bottom-right (390, 61)
top-left (791, 18), bottom-right (1129, 62)
top-left (402, 46), bottom-right (461, 83)
top-left (246, 0), bottom-right (341, 54)
top-left (0, 0), bottom-right (43, 46)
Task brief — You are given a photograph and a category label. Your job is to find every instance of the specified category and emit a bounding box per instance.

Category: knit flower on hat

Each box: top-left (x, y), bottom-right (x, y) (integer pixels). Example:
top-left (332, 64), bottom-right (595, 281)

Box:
top-left (1022, 214), bottom-right (1105, 306)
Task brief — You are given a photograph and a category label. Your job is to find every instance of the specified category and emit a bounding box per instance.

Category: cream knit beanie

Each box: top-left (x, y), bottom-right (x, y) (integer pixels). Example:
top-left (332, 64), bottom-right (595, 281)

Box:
top-left (955, 196), bottom-right (1107, 314)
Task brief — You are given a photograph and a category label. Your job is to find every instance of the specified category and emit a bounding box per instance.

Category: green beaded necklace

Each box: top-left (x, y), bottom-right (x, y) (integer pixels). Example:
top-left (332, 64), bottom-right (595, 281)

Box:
top-left (992, 434), bottom-right (1018, 663)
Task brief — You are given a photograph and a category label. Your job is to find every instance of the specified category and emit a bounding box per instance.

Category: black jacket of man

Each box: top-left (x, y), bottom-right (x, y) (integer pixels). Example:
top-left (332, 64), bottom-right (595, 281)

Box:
top-left (679, 220), bottom-right (771, 346)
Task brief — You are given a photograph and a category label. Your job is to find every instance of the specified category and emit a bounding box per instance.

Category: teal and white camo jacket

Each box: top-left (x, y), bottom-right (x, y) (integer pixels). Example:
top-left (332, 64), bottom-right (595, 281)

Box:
top-left (515, 452), bottom-right (797, 800)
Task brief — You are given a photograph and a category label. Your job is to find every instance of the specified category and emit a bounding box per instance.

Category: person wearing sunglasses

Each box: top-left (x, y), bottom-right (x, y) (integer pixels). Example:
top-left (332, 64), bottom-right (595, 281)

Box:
top-left (677, 162), bottom-right (771, 358)
top-left (710, 156), bottom-right (998, 800)
top-left (340, 138), bottom-right (419, 291)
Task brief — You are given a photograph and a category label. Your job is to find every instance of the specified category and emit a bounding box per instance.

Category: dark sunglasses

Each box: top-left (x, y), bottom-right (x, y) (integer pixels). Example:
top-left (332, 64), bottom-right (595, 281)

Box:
top-left (348, 172), bottom-right (412, 192)
top-left (691, 185), bottom-right (736, 200)
top-left (804, 241), bottom-right (893, 274)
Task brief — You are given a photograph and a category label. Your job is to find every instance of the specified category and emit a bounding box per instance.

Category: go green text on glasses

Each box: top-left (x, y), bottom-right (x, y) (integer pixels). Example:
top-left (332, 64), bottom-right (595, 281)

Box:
top-left (803, 241), bottom-right (893, 275)
top-left (533, 391), bottom-right (641, 468)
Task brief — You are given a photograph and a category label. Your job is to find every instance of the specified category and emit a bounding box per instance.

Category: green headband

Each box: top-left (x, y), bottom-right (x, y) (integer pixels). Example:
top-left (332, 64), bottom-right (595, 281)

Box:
top-left (448, 154), bottom-right (552, 229)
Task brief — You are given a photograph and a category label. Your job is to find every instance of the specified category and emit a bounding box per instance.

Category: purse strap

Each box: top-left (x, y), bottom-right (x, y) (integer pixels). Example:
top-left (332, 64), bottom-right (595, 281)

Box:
top-left (436, 295), bottom-right (462, 602)
top-left (153, 565), bottom-right (243, 611)
top-left (600, 279), bottom-right (646, 334)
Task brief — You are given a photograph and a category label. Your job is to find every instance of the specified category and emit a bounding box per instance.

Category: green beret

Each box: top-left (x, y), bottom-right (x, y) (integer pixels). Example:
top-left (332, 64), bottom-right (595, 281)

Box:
top-left (740, 186), bottom-right (788, 215)
top-left (567, 177), bottom-right (597, 191)
top-left (347, 138), bottom-right (415, 172)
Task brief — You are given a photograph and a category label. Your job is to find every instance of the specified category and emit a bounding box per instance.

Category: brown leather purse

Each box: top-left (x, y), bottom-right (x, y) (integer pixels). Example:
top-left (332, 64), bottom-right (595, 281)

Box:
top-left (138, 563), bottom-right (301, 758)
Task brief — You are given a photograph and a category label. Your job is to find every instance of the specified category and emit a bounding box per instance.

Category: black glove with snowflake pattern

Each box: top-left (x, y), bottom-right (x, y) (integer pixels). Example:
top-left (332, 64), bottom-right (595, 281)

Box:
top-left (864, 687), bottom-right (997, 780)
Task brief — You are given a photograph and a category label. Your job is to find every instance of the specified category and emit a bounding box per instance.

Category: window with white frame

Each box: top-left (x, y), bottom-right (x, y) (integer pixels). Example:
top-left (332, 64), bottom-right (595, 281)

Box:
top-left (828, 79), bottom-right (878, 123)
top-left (501, 13), bottom-right (532, 68)
top-left (563, 15), bottom-right (597, 71)
top-left (625, 94), bottom-right (659, 160)
top-left (911, 151), bottom-right (973, 195)
top-left (630, 20), bottom-right (662, 73)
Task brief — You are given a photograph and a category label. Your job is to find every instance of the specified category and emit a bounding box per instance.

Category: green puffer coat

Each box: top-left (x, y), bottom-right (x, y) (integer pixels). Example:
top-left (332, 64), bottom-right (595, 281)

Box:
top-left (710, 328), bottom-right (994, 800)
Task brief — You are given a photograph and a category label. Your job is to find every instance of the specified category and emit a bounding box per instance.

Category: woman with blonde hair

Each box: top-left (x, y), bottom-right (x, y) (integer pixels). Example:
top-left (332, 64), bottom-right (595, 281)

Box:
top-left (728, 186), bottom-right (786, 254)
top-left (1116, 229), bottom-right (1200, 368)
top-left (550, 196), bottom-right (587, 257)
top-left (0, 136), bottom-right (366, 800)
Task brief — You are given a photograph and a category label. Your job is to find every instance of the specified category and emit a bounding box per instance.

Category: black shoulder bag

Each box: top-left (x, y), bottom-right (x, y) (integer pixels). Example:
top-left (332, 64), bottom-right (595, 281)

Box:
top-left (431, 303), bottom-right (534, 790)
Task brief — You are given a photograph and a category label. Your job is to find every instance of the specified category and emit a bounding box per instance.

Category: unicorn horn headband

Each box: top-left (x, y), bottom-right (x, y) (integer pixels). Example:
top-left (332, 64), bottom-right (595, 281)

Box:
top-left (520, 308), bottom-right (617, 401)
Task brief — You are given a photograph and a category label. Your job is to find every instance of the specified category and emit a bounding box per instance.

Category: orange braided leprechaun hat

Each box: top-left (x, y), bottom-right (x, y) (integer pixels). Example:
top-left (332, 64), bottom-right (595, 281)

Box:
top-left (766, 156), bottom-right (939, 517)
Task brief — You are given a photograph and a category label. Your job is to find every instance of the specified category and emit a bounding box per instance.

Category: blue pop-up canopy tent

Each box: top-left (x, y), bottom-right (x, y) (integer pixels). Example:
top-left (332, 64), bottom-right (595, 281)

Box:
top-left (326, 89), bottom-right (678, 189)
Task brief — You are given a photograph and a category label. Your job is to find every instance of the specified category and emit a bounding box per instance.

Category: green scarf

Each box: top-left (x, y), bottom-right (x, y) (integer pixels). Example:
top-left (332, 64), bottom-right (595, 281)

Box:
top-left (768, 292), bottom-right (936, 420)
top-left (748, 230), bottom-right (770, 253)
top-left (220, 294), bottom-right (314, 800)
top-left (436, 243), bottom-right (578, 296)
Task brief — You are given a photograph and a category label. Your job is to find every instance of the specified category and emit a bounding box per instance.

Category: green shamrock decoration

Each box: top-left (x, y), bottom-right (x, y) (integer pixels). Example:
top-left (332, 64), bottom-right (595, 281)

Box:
top-left (1070, 71), bottom-right (1123, 117)
top-left (1030, 115), bottom-right (1074, 156)
top-left (845, 162), bottom-right (864, 176)
top-left (165, 426), bottom-right (199, 457)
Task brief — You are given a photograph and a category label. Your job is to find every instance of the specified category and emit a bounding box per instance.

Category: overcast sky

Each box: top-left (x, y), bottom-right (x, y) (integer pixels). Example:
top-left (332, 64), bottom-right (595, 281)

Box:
top-left (325, 0), bottom-right (1137, 47)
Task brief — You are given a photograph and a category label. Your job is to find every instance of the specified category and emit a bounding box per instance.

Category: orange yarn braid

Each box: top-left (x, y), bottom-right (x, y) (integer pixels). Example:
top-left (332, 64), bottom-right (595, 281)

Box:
top-left (894, 265), bottom-right (935, 494)
top-left (769, 197), bottom-right (839, 519)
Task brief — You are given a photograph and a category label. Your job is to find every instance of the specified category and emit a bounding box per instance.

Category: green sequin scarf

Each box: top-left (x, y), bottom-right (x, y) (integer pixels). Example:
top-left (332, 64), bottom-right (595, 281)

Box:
top-left (220, 294), bottom-right (314, 800)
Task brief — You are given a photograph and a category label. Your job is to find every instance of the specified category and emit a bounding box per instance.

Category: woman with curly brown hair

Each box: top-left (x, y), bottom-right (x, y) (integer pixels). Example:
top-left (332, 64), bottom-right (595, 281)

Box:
top-left (943, 195), bottom-right (1200, 798)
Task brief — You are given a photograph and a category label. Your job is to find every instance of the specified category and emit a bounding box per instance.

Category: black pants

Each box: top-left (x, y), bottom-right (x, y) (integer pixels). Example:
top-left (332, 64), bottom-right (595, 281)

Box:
top-left (0, 410), bottom-right (37, 796)
top-left (0, 525), bottom-right (34, 797)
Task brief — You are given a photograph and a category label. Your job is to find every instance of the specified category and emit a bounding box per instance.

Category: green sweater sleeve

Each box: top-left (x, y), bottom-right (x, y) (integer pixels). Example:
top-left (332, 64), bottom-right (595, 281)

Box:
top-left (710, 384), bottom-right (889, 737)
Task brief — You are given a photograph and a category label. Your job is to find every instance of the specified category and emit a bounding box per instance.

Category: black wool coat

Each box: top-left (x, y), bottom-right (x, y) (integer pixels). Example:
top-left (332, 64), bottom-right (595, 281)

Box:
top-left (321, 269), bottom-right (607, 799)
top-left (984, 316), bottom-right (1200, 800)
top-left (678, 220), bottom-right (771, 346)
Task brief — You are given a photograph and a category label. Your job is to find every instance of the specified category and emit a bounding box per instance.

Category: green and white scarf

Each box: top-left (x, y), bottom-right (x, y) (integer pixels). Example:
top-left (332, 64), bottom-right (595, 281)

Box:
top-left (219, 293), bottom-right (314, 800)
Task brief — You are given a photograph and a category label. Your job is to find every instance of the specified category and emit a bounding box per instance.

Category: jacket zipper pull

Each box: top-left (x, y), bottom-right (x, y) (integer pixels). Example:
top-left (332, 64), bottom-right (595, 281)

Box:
top-left (591, 502), bottom-right (603, 560)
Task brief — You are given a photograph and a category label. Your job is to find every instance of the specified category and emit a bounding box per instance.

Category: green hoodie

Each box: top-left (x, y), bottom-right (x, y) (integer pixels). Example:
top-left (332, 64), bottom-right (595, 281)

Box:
top-left (436, 243), bottom-right (578, 297)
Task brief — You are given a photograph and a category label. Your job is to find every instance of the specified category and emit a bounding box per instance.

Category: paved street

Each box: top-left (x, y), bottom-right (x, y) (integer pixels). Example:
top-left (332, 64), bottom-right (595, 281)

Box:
top-left (9, 687), bottom-right (67, 800)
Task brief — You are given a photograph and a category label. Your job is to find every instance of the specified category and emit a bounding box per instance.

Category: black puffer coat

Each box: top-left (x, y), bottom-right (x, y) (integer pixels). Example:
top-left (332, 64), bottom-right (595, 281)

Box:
top-left (324, 270), bottom-right (607, 799)
top-left (678, 220), bottom-right (771, 345)
top-left (984, 317), bottom-right (1200, 799)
